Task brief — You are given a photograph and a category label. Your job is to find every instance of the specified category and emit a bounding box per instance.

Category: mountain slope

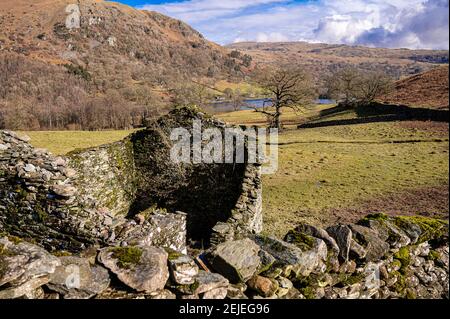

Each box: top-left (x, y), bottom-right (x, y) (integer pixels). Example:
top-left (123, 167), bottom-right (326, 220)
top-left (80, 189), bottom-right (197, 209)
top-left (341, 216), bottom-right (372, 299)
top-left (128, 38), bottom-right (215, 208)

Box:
top-left (0, 0), bottom-right (248, 130)
top-left (228, 42), bottom-right (449, 83)
top-left (0, 0), bottom-right (246, 81)
top-left (382, 66), bottom-right (449, 109)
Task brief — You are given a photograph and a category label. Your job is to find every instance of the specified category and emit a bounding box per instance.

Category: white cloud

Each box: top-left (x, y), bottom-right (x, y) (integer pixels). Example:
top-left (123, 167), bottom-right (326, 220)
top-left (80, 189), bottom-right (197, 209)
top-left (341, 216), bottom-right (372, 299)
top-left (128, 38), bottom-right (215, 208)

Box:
top-left (138, 0), bottom-right (449, 49)
top-left (255, 32), bottom-right (289, 42)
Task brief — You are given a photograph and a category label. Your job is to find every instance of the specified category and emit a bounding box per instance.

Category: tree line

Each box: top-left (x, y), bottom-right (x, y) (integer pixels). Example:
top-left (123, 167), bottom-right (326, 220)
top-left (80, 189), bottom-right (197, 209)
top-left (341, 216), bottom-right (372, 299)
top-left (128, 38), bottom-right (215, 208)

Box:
top-left (0, 53), bottom-right (393, 131)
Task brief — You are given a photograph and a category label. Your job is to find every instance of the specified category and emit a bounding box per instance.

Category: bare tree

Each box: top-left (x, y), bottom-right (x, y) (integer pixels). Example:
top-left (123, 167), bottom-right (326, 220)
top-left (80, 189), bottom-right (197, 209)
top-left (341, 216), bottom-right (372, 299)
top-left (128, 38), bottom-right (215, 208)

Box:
top-left (358, 72), bottom-right (393, 105)
top-left (170, 81), bottom-right (213, 109)
top-left (252, 67), bottom-right (315, 129)
top-left (326, 67), bottom-right (362, 105)
top-left (231, 89), bottom-right (244, 111)
top-left (326, 67), bottom-right (393, 106)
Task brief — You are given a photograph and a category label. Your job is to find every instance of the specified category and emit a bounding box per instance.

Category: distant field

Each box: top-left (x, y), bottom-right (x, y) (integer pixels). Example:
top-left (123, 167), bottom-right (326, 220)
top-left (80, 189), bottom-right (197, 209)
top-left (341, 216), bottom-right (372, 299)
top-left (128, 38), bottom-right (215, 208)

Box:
top-left (218, 105), bottom-right (449, 237)
top-left (20, 130), bottom-right (137, 155)
top-left (218, 103), bottom-right (333, 127)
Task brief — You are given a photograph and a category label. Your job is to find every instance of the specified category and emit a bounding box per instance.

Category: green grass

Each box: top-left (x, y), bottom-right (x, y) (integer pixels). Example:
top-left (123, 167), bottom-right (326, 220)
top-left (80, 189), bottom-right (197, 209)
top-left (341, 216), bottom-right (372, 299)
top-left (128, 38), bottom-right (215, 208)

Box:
top-left (219, 105), bottom-right (449, 237)
top-left (262, 125), bottom-right (448, 237)
top-left (20, 130), bottom-right (137, 155)
top-left (218, 104), bottom-right (333, 127)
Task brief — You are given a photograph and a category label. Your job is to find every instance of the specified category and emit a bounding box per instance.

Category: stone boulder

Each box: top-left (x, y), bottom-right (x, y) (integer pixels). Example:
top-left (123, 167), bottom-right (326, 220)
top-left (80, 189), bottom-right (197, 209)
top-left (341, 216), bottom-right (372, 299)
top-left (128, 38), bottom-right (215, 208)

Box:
top-left (327, 224), bottom-right (355, 263)
top-left (247, 275), bottom-right (279, 298)
top-left (0, 237), bottom-right (60, 297)
top-left (349, 224), bottom-right (390, 262)
top-left (47, 256), bottom-right (110, 299)
top-left (98, 246), bottom-right (169, 293)
top-left (168, 252), bottom-right (199, 285)
top-left (209, 238), bottom-right (262, 283)
top-left (359, 218), bottom-right (411, 248)
top-left (253, 235), bottom-right (327, 277)
top-left (286, 225), bottom-right (340, 271)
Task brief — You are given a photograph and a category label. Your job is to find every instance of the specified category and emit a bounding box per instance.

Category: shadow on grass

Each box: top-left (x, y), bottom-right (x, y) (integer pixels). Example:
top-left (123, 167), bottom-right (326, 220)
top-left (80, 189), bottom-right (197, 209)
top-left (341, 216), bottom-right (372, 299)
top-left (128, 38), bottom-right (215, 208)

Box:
top-left (298, 103), bottom-right (449, 129)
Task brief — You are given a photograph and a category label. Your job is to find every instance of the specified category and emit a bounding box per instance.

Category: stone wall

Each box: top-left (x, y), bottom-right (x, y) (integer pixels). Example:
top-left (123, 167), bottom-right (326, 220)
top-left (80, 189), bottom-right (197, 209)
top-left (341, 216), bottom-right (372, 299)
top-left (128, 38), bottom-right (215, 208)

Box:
top-left (0, 130), bottom-right (186, 253)
top-left (0, 107), bottom-right (264, 252)
top-left (204, 213), bottom-right (449, 299)
top-left (0, 213), bottom-right (447, 299)
top-left (67, 140), bottom-right (136, 217)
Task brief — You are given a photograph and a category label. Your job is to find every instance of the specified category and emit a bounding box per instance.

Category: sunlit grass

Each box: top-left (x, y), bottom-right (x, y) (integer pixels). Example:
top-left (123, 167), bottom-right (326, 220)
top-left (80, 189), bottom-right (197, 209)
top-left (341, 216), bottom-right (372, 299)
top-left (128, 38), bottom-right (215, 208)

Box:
top-left (20, 130), bottom-right (138, 155)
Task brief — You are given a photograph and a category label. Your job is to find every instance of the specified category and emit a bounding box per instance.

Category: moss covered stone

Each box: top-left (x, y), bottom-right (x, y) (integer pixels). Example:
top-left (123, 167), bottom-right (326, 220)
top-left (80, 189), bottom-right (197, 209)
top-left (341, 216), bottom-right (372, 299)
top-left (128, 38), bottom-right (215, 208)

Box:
top-left (111, 247), bottom-right (143, 269)
top-left (361, 213), bottom-right (389, 222)
top-left (284, 230), bottom-right (316, 251)
top-left (394, 247), bottom-right (411, 274)
top-left (393, 216), bottom-right (448, 243)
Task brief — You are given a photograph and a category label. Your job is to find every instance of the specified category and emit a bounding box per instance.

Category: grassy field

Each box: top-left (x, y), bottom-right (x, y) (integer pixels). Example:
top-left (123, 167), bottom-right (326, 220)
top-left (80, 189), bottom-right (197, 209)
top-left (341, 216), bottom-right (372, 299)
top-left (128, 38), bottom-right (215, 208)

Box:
top-left (218, 103), bottom-right (333, 127)
top-left (218, 105), bottom-right (449, 237)
top-left (19, 130), bottom-right (137, 155)
top-left (22, 105), bottom-right (449, 238)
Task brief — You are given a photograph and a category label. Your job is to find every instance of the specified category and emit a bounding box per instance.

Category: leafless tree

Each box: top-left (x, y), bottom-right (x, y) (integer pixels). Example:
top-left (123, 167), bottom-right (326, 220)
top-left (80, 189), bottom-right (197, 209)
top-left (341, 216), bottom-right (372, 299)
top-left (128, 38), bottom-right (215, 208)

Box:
top-left (252, 67), bottom-right (315, 129)
top-left (326, 67), bottom-right (393, 106)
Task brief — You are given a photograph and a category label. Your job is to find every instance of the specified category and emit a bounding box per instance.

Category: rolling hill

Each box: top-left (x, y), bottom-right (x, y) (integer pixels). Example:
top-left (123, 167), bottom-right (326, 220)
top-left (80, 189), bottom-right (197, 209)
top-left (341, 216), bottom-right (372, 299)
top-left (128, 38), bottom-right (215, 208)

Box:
top-left (382, 66), bottom-right (449, 109)
top-left (228, 42), bottom-right (449, 85)
top-left (0, 0), bottom-right (251, 130)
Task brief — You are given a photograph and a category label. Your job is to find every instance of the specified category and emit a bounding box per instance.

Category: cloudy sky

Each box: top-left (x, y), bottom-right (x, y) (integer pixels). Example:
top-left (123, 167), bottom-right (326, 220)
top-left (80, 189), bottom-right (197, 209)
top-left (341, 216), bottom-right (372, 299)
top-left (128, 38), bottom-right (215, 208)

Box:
top-left (116, 0), bottom-right (449, 49)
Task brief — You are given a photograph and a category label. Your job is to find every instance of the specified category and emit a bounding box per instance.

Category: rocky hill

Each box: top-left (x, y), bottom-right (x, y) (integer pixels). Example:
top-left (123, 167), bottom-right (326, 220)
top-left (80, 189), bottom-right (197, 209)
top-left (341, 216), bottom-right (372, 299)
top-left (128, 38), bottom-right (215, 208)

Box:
top-left (228, 42), bottom-right (449, 84)
top-left (0, 0), bottom-right (249, 130)
top-left (382, 66), bottom-right (449, 109)
top-left (0, 0), bottom-right (245, 81)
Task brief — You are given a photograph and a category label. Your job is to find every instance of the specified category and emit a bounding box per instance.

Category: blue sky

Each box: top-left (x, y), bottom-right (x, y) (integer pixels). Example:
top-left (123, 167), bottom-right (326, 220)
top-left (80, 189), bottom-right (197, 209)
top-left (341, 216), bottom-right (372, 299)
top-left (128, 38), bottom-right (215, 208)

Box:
top-left (114, 0), bottom-right (449, 49)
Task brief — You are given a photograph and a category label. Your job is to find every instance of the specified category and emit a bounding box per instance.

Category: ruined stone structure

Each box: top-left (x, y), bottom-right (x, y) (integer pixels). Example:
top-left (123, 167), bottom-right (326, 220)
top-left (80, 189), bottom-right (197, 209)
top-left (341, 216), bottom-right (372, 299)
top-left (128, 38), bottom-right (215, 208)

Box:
top-left (0, 108), bottom-right (447, 300)
top-left (0, 108), bottom-right (263, 253)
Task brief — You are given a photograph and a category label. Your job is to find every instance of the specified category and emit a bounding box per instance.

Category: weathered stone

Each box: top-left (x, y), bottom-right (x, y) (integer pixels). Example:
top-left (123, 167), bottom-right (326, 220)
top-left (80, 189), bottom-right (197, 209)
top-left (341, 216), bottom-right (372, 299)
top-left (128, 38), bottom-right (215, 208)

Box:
top-left (286, 225), bottom-right (340, 272)
top-left (350, 240), bottom-right (367, 260)
top-left (362, 219), bottom-right (411, 248)
top-left (168, 253), bottom-right (199, 285)
top-left (257, 249), bottom-right (276, 274)
top-left (349, 224), bottom-right (390, 262)
top-left (275, 276), bottom-right (293, 298)
top-left (23, 164), bottom-right (36, 173)
top-left (247, 275), bottom-right (279, 297)
top-left (339, 260), bottom-right (357, 274)
top-left (209, 238), bottom-right (261, 283)
top-left (227, 284), bottom-right (248, 299)
top-left (0, 276), bottom-right (49, 299)
top-left (326, 225), bottom-right (352, 262)
top-left (0, 237), bottom-right (61, 287)
top-left (149, 289), bottom-right (177, 299)
top-left (23, 286), bottom-right (45, 299)
top-left (47, 256), bottom-right (110, 299)
top-left (293, 223), bottom-right (340, 254)
top-left (192, 271), bottom-right (229, 295)
top-left (51, 185), bottom-right (77, 198)
top-left (201, 287), bottom-right (228, 299)
top-left (98, 246), bottom-right (169, 293)
top-left (254, 235), bottom-right (327, 277)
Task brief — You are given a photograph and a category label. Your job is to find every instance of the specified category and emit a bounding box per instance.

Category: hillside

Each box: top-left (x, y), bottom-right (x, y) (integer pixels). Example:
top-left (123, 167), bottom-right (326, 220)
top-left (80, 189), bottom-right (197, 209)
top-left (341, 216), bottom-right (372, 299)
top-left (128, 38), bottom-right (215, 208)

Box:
top-left (0, 0), bottom-right (249, 130)
top-left (228, 42), bottom-right (449, 85)
top-left (0, 0), bottom-right (245, 80)
top-left (382, 66), bottom-right (449, 109)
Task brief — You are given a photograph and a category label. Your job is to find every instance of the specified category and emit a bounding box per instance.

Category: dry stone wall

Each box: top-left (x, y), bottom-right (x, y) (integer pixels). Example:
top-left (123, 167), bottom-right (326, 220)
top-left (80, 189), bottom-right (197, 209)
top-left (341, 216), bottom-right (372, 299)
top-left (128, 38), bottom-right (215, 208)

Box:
top-left (67, 140), bottom-right (136, 217)
top-left (0, 107), bottom-right (263, 253)
top-left (0, 213), bottom-right (447, 299)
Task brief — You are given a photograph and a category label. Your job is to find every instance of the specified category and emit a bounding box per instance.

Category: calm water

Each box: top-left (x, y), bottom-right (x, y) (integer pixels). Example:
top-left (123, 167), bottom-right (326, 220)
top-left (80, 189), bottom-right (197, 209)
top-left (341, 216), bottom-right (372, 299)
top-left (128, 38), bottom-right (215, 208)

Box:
top-left (206, 98), bottom-right (335, 114)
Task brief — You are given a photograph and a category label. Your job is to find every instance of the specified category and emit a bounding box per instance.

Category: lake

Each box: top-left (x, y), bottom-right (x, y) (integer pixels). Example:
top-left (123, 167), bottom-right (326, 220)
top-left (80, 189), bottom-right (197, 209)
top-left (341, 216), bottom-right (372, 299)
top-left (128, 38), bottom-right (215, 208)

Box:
top-left (206, 98), bottom-right (335, 114)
